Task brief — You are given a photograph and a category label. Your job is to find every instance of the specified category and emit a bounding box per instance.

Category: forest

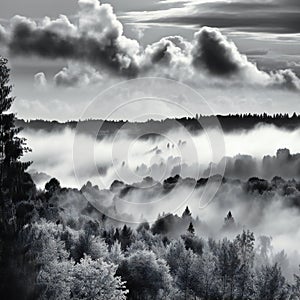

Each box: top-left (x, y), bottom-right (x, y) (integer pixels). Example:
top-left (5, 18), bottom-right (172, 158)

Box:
top-left (2, 57), bottom-right (300, 300)
top-left (15, 112), bottom-right (300, 139)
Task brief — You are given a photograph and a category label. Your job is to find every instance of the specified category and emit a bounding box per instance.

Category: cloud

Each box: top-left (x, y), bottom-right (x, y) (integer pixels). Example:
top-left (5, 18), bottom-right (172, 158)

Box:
top-left (138, 0), bottom-right (300, 34)
top-left (5, 1), bottom-right (140, 76)
top-left (0, 0), bottom-right (299, 90)
top-left (243, 50), bottom-right (269, 56)
top-left (191, 27), bottom-right (300, 90)
top-left (0, 24), bottom-right (8, 44)
top-left (34, 72), bottom-right (48, 89)
top-left (54, 63), bottom-right (103, 87)
top-left (270, 69), bottom-right (300, 90)
top-left (139, 26), bottom-right (300, 90)
top-left (140, 35), bottom-right (194, 80)
top-left (193, 27), bottom-right (246, 76)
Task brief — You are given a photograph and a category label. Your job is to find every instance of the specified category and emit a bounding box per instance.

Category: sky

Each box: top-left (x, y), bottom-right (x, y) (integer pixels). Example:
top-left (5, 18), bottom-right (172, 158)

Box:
top-left (0, 0), bottom-right (300, 120)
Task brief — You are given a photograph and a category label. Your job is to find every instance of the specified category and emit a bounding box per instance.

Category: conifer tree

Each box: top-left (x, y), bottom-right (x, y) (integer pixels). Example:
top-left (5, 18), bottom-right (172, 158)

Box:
top-left (0, 57), bottom-right (34, 299)
top-left (187, 222), bottom-right (195, 236)
top-left (0, 57), bottom-right (32, 231)
top-left (182, 206), bottom-right (191, 218)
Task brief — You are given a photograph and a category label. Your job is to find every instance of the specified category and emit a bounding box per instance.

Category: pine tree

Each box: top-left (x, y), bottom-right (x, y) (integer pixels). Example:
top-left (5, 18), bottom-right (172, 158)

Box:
top-left (234, 230), bottom-right (255, 299)
top-left (223, 211), bottom-right (236, 231)
top-left (187, 222), bottom-right (195, 236)
top-left (293, 266), bottom-right (300, 298)
top-left (254, 263), bottom-right (288, 300)
top-left (0, 57), bottom-right (34, 299)
top-left (120, 225), bottom-right (133, 250)
top-left (0, 57), bottom-right (32, 231)
top-left (182, 206), bottom-right (191, 219)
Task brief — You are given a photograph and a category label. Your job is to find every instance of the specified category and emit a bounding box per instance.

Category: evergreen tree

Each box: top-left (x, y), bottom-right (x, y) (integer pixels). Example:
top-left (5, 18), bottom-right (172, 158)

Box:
top-left (0, 57), bottom-right (34, 299)
top-left (182, 206), bottom-right (192, 219)
top-left (120, 225), bottom-right (133, 250)
top-left (234, 230), bottom-right (255, 299)
top-left (187, 221), bottom-right (195, 236)
top-left (292, 266), bottom-right (300, 298)
top-left (254, 263), bottom-right (289, 300)
top-left (0, 57), bottom-right (31, 208)
top-left (223, 211), bottom-right (236, 231)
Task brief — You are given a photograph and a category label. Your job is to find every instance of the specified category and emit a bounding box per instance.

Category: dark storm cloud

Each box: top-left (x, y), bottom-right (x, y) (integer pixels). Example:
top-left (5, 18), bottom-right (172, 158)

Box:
top-left (142, 0), bottom-right (300, 34)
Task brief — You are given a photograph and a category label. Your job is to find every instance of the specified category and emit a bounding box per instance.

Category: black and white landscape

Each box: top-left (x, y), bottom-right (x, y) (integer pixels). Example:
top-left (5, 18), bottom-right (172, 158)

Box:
top-left (1, 0), bottom-right (300, 299)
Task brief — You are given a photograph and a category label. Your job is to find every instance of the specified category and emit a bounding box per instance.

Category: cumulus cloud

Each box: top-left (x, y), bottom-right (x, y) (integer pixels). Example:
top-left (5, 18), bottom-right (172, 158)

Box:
top-left (34, 72), bottom-right (48, 89)
top-left (54, 63), bottom-right (103, 87)
top-left (140, 35), bottom-right (194, 80)
top-left (0, 1), bottom-right (299, 90)
top-left (270, 69), bottom-right (300, 90)
top-left (5, 0), bottom-right (140, 76)
top-left (138, 27), bottom-right (300, 90)
top-left (192, 27), bottom-right (263, 79)
top-left (190, 27), bottom-right (300, 90)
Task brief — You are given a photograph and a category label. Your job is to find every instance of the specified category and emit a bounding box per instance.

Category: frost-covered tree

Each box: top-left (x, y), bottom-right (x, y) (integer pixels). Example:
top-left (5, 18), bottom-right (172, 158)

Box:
top-left (234, 230), bottom-right (255, 299)
top-left (72, 230), bottom-right (109, 262)
top-left (110, 241), bottom-right (124, 265)
top-left (199, 251), bottom-right (220, 299)
top-left (216, 238), bottom-right (240, 299)
top-left (117, 249), bottom-right (174, 299)
top-left (166, 239), bottom-right (186, 275)
top-left (38, 259), bottom-right (73, 300)
top-left (254, 263), bottom-right (289, 300)
top-left (26, 220), bottom-right (73, 299)
top-left (292, 266), bottom-right (300, 298)
top-left (175, 249), bottom-right (198, 299)
top-left (72, 255), bottom-right (127, 300)
top-left (165, 239), bottom-right (200, 299)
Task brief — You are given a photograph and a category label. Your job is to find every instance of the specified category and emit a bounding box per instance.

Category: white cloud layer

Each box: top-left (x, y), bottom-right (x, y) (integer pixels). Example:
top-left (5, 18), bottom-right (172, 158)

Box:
top-left (0, 0), bottom-right (299, 90)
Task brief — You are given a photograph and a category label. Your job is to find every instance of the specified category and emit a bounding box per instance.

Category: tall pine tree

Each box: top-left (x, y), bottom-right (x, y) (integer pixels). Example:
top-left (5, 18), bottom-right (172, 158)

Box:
top-left (0, 57), bottom-right (34, 299)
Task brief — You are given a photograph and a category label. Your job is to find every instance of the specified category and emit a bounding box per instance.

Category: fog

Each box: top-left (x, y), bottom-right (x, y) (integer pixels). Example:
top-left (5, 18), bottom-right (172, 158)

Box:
top-left (56, 172), bottom-right (300, 262)
top-left (23, 124), bottom-right (300, 188)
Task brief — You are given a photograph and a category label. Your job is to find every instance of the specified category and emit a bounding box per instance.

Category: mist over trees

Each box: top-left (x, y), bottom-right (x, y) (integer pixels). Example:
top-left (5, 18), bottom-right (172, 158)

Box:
top-left (1, 57), bottom-right (300, 300)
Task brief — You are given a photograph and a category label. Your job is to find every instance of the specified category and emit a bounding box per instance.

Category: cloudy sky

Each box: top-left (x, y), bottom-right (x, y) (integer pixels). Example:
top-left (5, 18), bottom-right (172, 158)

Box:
top-left (1, 0), bottom-right (300, 120)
